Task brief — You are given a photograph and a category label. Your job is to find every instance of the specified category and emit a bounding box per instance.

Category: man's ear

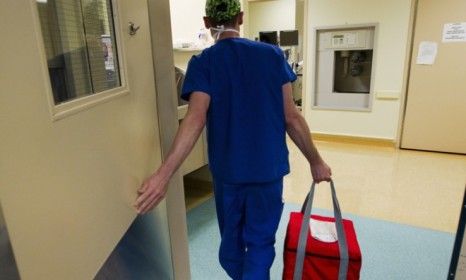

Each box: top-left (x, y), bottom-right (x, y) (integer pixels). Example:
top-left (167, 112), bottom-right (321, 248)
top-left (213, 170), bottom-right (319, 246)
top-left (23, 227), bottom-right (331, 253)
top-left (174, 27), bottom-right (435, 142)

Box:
top-left (203, 17), bottom-right (212, 29)
top-left (237, 12), bottom-right (244, 26)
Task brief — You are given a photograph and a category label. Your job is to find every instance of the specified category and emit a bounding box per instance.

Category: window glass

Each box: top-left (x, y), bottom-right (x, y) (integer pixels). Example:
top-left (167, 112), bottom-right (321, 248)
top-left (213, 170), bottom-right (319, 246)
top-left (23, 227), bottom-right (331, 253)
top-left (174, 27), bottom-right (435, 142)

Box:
top-left (37, 0), bottom-right (121, 104)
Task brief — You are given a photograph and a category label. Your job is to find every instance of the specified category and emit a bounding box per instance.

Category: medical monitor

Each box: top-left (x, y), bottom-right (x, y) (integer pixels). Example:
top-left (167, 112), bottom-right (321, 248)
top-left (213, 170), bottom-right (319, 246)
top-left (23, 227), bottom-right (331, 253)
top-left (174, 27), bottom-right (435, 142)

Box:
top-left (259, 31), bottom-right (278, 45)
top-left (280, 30), bottom-right (299, 46)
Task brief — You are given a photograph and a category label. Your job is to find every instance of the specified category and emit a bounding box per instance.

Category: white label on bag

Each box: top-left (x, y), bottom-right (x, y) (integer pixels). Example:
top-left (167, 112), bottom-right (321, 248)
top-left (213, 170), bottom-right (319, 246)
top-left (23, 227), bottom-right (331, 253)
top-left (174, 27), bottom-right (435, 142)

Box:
top-left (310, 218), bottom-right (338, 243)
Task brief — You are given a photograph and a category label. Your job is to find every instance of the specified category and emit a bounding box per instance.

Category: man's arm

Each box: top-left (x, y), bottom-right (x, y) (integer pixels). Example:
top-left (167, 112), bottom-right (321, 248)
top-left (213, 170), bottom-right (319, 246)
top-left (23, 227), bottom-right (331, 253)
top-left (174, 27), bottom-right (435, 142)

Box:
top-left (135, 92), bottom-right (210, 214)
top-left (282, 83), bottom-right (332, 182)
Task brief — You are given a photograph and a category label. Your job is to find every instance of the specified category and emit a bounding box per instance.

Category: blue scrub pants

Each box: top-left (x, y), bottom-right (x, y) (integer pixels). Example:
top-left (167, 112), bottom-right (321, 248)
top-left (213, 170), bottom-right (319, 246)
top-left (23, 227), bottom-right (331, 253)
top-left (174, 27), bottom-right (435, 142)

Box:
top-left (213, 178), bottom-right (284, 280)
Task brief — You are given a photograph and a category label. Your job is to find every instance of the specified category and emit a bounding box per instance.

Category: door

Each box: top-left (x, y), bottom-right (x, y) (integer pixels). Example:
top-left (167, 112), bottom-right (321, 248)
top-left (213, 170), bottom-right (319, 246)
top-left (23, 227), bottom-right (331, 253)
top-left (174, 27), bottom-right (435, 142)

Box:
top-left (0, 0), bottom-right (173, 279)
top-left (401, 0), bottom-right (466, 154)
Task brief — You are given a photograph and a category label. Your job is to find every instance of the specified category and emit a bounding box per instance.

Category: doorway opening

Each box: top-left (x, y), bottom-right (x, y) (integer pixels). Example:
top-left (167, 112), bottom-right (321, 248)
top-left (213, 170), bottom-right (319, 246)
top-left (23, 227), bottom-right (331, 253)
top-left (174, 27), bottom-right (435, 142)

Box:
top-left (168, 0), bottom-right (307, 214)
top-left (168, 5), bottom-right (213, 212)
top-left (183, 166), bottom-right (214, 211)
top-left (246, 0), bottom-right (306, 110)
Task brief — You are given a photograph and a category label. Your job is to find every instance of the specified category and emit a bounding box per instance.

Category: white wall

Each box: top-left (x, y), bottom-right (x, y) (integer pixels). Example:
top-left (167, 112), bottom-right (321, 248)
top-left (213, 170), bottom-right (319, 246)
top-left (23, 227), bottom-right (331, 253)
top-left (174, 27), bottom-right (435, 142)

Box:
top-left (169, 0), bottom-right (249, 44)
top-left (248, 0), bottom-right (296, 40)
top-left (169, 0), bottom-right (207, 44)
top-left (304, 0), bottom-right (413, 140)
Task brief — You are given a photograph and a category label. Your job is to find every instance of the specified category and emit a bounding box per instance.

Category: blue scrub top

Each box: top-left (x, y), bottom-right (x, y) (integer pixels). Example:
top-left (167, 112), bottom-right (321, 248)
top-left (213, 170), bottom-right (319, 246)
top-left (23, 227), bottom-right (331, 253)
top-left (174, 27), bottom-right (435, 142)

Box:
top-left (181, 37), bottom-right (297, 184)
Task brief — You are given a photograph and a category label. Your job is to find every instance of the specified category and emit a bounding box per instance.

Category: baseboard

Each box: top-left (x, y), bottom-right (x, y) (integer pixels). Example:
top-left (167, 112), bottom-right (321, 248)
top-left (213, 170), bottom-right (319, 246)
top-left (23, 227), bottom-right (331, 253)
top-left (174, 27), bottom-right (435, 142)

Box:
top-left (311, 133), bottom-right (396, 147)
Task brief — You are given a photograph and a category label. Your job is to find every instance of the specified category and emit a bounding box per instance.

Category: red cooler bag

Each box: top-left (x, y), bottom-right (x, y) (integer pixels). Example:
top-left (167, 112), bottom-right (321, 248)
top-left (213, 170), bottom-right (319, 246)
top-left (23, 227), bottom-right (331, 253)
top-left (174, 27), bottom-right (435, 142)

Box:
top-left (283, 180), bottom-right (362, 280)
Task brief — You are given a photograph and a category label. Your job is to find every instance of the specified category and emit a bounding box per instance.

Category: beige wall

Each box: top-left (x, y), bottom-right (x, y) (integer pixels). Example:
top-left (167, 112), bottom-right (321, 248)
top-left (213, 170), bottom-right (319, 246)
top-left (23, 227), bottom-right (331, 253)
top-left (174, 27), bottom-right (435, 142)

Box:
top-left (247, 0), bottom-right (296, 40)
top-left (304, 0), bottom-right (412, 140)
top-left (241, 0), bottom-right (250, 38)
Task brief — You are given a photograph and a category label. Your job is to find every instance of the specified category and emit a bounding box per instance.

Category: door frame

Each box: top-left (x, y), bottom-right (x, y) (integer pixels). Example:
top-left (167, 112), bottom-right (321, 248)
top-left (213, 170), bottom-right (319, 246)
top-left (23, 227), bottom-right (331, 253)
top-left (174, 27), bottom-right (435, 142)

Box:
top-left (397, 0), bottom-right (419, 148)
top-left (147, 1), bottom-right (191, 279)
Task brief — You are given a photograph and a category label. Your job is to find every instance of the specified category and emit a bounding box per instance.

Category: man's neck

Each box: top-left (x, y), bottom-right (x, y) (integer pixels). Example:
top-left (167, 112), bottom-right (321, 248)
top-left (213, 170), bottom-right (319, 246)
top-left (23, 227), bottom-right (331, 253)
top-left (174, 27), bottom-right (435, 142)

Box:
top-left (213, 24), bottom-right (240, 41)
top-left (218, 30), bottom-right (240, 40)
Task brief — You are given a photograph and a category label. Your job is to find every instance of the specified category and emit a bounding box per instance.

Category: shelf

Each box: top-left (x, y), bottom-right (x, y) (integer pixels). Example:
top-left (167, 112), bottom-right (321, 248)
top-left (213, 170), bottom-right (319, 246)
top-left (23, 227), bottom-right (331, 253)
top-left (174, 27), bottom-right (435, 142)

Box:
top-left (173, 47), bottom-right (205, 52)
top-left (184, 176), bottom-right (214, 211)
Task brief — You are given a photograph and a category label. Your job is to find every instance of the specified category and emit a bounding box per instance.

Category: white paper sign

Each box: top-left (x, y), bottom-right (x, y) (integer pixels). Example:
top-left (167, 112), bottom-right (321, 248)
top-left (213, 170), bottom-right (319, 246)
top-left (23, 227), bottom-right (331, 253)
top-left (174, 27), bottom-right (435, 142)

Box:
top-left (310, 218), bottom-right (338, 243)
top-left (345, 32), bottom-right (357, 45)
top-left (443, 22), bottom-right (466, 42)
top-left (416, 41), bottom-right (438, 65)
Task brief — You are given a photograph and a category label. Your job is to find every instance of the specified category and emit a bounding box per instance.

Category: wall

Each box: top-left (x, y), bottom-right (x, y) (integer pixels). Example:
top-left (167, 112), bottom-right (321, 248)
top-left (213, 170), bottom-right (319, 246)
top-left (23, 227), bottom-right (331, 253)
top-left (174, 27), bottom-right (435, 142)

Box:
top-left (295, 0), bottom-right (305, 60)
top-left (170, 0), bottom-right (249, 44)
top-left (242, 0), bottom-right (250, 38)
top-left (247, 0), bottom-right (296, 40)
top-left (169, 0), bottom-right (206, 44)
top-left (304, 0), bottom-right (413, 140)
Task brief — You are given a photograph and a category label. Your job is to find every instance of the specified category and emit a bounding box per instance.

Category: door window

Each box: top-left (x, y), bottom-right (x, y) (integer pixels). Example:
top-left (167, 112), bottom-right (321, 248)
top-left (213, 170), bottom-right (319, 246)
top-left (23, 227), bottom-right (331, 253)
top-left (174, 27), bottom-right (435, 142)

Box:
top-left (37, 0), bottom-right (120, 104)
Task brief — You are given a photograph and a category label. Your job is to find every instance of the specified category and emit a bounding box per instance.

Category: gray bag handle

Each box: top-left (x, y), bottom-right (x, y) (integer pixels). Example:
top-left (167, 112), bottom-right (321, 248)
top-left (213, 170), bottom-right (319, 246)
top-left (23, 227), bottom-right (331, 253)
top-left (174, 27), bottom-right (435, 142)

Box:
top-left (293, 180), bottom-right (349, 280)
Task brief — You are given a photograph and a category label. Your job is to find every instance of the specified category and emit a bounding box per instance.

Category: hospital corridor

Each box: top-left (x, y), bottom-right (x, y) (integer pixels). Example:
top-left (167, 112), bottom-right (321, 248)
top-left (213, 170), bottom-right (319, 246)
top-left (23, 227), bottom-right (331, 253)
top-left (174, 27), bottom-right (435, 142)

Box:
top-left (1, 0), bottom-right (465, 280)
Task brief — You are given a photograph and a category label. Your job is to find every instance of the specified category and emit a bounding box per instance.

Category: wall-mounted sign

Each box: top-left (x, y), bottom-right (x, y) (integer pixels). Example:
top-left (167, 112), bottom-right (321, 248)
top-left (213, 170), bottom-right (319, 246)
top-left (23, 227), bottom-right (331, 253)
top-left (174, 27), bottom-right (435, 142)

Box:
top-left (416, 41), bottom-right (438, 65)
top-left (443, 22), bottom-right (466, 42)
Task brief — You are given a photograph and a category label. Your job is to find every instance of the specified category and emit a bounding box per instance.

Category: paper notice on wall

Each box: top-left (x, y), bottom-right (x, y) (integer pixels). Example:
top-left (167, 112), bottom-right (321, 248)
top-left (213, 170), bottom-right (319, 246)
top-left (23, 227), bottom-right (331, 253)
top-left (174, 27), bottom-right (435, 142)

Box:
top-left (416, 41), bottom-right (438, 65)
top-left (345, 32), bottom-right (357, 45)
top-left (443, 22), bottom-right (466, 42)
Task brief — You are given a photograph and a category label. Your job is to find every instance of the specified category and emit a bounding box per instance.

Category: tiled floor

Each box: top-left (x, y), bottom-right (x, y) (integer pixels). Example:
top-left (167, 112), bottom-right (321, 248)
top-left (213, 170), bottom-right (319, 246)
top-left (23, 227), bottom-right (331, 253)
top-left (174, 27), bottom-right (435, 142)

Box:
top-left (283, 139), bottom-right (466, 233)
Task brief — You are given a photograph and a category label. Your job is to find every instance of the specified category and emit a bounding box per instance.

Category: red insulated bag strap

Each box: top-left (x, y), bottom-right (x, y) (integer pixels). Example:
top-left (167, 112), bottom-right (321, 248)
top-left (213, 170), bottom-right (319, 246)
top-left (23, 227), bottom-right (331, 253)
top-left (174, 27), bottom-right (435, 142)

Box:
top-left (293, 180), bottom-right (349, 280)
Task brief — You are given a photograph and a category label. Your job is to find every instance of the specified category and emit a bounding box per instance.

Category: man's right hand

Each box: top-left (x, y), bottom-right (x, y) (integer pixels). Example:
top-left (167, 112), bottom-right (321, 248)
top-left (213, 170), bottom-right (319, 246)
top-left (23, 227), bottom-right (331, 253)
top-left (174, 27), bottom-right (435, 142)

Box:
top-left (310, 160), bottom-right (332, 183)
top-left (135, 170), bottom-right (170, 215)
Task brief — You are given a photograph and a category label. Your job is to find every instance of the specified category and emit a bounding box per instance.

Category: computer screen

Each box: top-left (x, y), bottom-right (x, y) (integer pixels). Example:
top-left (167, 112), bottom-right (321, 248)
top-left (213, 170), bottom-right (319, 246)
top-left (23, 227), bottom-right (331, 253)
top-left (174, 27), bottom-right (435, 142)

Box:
top-left (280, 30), bottom-right (299, 46)
top-left (259, 31), bottom-right (278, 45)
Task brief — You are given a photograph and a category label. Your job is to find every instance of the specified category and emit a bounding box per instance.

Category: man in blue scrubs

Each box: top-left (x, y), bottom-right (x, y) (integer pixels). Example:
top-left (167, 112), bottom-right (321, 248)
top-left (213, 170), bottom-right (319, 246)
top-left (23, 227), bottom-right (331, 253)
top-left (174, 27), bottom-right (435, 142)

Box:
top-left (136, 0), bottom-right (332, 279)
